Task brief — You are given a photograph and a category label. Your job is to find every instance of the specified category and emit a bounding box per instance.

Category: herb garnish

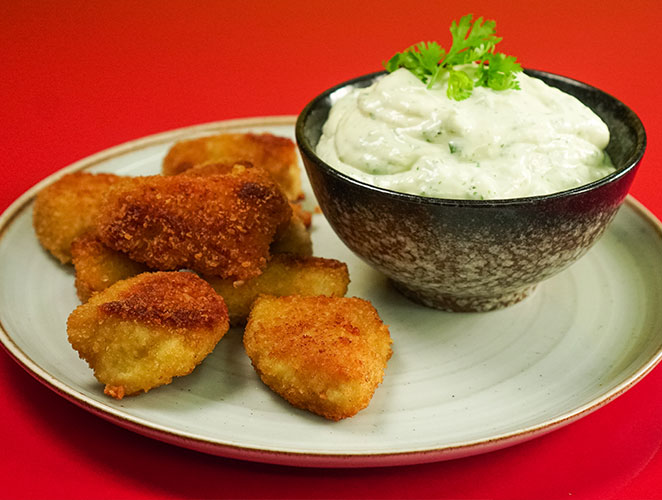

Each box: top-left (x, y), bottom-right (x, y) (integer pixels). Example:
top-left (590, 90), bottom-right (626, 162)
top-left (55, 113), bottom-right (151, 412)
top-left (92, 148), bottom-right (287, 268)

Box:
top-left (384, 14), bottom-right (522, 101)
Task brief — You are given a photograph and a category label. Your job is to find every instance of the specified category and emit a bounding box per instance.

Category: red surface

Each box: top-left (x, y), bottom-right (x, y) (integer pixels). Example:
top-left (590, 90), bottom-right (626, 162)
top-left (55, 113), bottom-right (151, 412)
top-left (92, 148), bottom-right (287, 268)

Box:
top-left (1, 1), bottom-right (660, 498)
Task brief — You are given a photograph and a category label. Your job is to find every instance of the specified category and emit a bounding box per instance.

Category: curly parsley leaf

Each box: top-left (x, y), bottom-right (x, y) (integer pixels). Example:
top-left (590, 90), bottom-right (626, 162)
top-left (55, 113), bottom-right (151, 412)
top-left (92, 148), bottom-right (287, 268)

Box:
top-left (385, 41), bottom-right (446, 84)
top-left (476, 52), bottom-right (522, 91)
top-left (447, 69), bottom-right (474, 100)
top-left (384, 14), bottom-right (522, 100)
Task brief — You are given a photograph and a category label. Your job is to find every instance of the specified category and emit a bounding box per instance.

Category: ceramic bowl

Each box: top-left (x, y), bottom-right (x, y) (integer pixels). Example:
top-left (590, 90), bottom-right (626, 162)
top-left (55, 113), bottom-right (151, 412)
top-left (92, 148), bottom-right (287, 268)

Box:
top-left (296, 70), bottom-right (646, 311)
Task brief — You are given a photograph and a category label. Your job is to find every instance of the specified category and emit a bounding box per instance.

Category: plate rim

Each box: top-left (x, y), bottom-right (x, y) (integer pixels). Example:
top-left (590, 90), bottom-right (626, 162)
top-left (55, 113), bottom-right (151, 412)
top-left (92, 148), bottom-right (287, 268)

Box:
top-left (2, 116), bottom-right (662, 468)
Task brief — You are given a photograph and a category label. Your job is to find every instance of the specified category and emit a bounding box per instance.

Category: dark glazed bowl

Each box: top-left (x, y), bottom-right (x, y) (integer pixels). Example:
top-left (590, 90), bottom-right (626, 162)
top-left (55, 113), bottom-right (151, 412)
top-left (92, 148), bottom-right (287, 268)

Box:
top-left (296, 70), bottom-right (646, 311)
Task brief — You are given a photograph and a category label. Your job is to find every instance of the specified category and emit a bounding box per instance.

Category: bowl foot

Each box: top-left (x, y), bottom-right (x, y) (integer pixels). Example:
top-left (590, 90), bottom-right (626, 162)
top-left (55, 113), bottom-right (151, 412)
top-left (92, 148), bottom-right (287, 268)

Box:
top-left (390, 281), bottom-right (536, 312)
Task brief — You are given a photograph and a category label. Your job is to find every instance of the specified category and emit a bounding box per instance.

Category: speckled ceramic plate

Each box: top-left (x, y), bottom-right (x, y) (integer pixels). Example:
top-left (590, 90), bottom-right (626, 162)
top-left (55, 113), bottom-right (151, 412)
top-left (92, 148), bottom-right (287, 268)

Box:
top-left (1, 116), bottom-right (662, 468)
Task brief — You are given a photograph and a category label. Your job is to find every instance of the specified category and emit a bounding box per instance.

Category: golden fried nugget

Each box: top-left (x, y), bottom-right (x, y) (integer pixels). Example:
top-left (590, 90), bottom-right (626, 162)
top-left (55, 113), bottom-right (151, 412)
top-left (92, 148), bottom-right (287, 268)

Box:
top-left (179, 160), bottom-right (252, 178)
top-left (71, 232), bottom-right (151, 302)
top-left (271, 212), bottom-right (313, 257)
top-left (244, 295), bottom-right (392, 421)
top-left (162, 132), bottom-right (303, 200)
top-left (182, 161), bottom-right (311, 255)
top-left (96, 172), bottom-right (291, 281)
top-left (182, 162), bottom-right (313, 226)
top-left (32, 172), bottom-right (124, 264)
top-left (206, 255), bottom-right (349, 325)
top-left (67, 272), bottom-right (229, 399)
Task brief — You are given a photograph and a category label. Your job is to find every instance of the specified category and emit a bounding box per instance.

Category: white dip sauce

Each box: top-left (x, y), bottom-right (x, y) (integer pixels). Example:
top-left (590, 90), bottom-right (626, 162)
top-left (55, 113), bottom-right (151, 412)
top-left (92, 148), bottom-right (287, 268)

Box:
top-left (316, 68), bottom-right (614, 199)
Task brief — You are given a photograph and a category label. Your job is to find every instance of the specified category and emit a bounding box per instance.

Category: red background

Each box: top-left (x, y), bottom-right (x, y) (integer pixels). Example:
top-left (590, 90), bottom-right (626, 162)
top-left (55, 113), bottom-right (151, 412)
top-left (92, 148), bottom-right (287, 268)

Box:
top-left (1, 1), bottom-right (660, 498)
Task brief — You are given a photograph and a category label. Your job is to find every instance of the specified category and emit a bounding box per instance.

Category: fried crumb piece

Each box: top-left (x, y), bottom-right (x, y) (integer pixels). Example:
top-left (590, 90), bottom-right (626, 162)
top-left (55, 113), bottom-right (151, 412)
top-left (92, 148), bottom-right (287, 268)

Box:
top-left (162, 132), bottom-right (303, 200)
top-left (67, 272), bottom-right (229, 399)
top-left (244, 295), bottom-right (392, 421)
top-left (96, 171), bottom-right (291, 280)
top-left (206, 255), bottom-right (349, 325)
top-left (71, 232), bottom-right (151, 302)
top-left (290, 202), bottom-right (313, 228)
top-left (271, 211), bottom-right (313, 257)
top-left (32, 172), bottom-right (125, 264)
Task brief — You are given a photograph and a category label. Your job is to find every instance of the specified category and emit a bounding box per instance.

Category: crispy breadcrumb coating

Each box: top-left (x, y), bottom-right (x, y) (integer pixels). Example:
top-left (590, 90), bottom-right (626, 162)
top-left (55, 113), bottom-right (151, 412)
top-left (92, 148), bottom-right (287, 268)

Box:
top-left (32, 172), bottom-right (124, 264)
top-left (206, 255), bottom-right (349, 325)
top-left (67, 271), bottom-right (229, 399)
top-left (71, 232), bottom-right (151, 302)
top-left (244, 295), bottom-right (392, 421)
top-left (162, 132), bottom-right (303, 200)
top-left (96, 171), bottom-right (291, 280)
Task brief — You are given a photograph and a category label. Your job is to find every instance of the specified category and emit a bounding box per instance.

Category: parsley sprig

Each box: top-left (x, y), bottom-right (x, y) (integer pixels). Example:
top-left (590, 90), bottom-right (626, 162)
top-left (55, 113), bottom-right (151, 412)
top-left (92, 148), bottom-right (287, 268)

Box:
top-left (384, 14), bottom-right (522, 100)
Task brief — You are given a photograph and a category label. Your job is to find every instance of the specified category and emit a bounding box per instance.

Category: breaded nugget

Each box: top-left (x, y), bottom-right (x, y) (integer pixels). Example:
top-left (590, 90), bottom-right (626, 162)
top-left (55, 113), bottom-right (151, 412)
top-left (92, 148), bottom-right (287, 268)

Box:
top-left (206, 255), bottom-right (349, 325)
top-left (67, 271), bottom-right (229, 399)
top-left (33, 172), bottom-right (124, 264)
top-left (179, 160), bottom-right (252, 178)
top-left (71, 232), bottom-right (151, 302)
top-left (96, 172), bottom-right (291, 280)
top-left (271, 211), bottom-right (313, 257)
top-left (183, 161), bottom-right (311, 254)
top-left (162, 132), bottom-right (303, 200)
top-left (244, 295), bottom-right (392, 421)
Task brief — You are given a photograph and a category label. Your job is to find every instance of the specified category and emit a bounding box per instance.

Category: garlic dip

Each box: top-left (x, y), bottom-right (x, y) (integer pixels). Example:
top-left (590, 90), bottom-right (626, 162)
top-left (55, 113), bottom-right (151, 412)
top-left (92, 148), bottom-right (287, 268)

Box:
top-left (316, 68), bottom-right (614, 200)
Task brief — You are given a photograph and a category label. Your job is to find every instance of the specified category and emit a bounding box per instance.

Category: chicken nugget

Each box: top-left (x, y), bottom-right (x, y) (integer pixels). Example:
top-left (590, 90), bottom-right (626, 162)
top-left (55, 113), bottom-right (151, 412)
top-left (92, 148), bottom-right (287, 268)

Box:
top-left (179, 160), bottom-right (252, 178)
top-left (180, 162), bottom-right (313, 256)
top-left (96, 172), bottom-right (291, 280)
top-left (182, 161), bottom-right (311, 255)
top-left (33, 172), bottom-right (124, 264)
top-left (244, 295), bottom-right (392, 421)
top-left (71, 232), bottom-right (151, 302)
top-left (67, 271), bottom-right (229, 399)
top-left (162, 132), bottom-right (303, 200)
top-left (206, 255), bottom-right (349, 325)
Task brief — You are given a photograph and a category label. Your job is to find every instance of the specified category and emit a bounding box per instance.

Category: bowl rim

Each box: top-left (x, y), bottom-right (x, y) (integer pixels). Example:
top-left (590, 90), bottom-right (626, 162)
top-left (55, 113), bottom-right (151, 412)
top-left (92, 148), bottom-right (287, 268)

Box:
top-left (296, 69), bottom-right (647, 207)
